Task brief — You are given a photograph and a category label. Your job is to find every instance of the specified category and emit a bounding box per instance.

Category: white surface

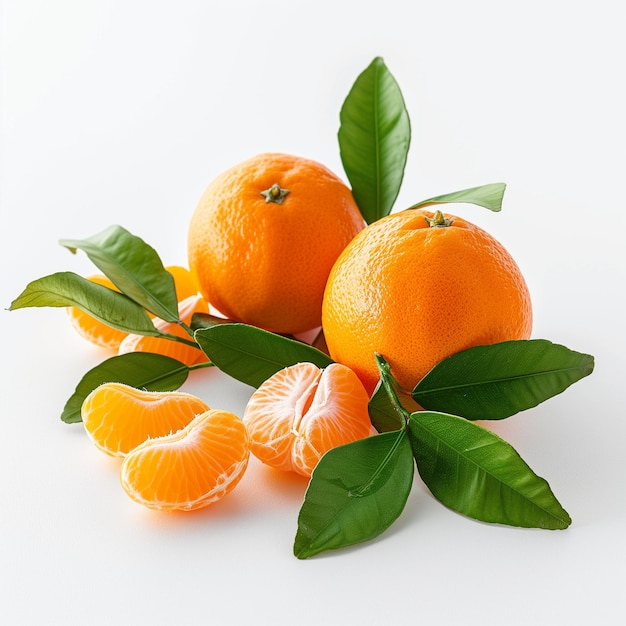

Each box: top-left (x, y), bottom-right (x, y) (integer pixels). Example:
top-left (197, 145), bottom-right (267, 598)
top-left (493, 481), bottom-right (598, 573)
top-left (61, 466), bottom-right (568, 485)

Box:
top-left (1, 1), bottom-right (624, 624)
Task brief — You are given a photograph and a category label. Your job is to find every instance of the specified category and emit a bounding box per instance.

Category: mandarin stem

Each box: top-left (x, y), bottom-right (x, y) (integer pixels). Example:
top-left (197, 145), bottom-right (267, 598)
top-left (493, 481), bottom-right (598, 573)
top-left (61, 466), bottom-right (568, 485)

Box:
top-left (260, 183), bottom-right (290, 204)
top-left (424, 209), bottom-right (454, 228)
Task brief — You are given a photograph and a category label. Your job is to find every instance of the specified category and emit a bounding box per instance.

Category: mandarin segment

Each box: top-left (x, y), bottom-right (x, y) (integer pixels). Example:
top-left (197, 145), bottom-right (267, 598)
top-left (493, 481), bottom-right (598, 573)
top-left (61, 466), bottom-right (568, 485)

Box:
top-left (322, 208), bottom-right (533, 394)
top-left (118, 294), bottom-right (210, 366)
top-left (120, 409), bottom-right (249, 511)
top-left (187, 153), bottom-right (366, 334)
top-left (243, 362), bottom-right (372, 477)
top-left (81, 382), bottom-right (210, 457)
top-left (66, 274), bottom-right (128, 349)
top-left (67, 266), bottom-right (200, 350)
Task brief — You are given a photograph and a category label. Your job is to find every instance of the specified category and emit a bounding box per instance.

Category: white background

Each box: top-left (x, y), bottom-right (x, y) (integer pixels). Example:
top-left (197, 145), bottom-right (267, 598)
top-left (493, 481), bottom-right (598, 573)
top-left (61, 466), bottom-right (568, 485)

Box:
top-left (1, 1), bottom-right (624, 624)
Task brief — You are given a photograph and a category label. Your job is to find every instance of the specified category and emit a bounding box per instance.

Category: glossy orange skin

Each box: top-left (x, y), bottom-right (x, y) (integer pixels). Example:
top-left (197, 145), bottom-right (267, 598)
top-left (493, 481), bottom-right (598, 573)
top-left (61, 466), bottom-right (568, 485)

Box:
top-left (322, 209), bottom-right (533, 395)
top-left (187, 153), bottom-right (365, 334)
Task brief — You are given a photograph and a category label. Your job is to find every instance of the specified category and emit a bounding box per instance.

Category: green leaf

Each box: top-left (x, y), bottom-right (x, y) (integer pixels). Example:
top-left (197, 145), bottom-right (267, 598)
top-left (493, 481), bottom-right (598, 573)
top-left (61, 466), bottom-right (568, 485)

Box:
top-left (59, 225), bottom-right (179, 322)
top-left (190, 312), bottom-right (236, 331)
top-left (408, 411), bottom-right (571, 529)
top-left (368, 380), bottom-right (405, 433)
top-left (338, 56), bottom-right (411, 224)
top-left (194, 323), bottom-right (333, 388)
top-left (9, 271), bottom-right (159, 336)
top-left (61, 353), bottom-right (190, 423)
top-left (409, 182), bottom-right (506, 212)
top-left (413, 339), bottom-right (595, 420)
top-left (294, 430), bottom-right (414, 559)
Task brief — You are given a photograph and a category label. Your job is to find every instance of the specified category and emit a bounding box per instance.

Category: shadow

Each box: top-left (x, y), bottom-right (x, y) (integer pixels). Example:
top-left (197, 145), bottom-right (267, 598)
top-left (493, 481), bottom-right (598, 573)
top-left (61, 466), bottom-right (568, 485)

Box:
top-left (123, 456), bottom-right (309, 530)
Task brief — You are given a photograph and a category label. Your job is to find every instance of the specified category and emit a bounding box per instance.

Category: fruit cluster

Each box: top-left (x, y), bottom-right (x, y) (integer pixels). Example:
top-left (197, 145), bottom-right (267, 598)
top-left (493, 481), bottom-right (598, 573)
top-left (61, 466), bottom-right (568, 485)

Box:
top-left (9, 57), bottom-right (593, 558)
top-left (81, 361), bottom-right (372, 511)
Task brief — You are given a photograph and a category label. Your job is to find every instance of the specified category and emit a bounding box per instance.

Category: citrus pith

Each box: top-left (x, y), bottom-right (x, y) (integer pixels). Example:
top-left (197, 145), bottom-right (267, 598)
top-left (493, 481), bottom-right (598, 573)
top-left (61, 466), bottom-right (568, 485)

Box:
top-left (243, 362), bottom-right (372, 477)
top-left (120, 409), bottom-right (249, 512)
top-left (81, 382), bottom-right (210, 457)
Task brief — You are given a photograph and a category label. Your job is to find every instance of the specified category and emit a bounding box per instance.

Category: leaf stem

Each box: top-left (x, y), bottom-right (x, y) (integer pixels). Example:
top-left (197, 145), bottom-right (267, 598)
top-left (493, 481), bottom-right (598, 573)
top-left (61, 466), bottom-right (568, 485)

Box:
top-left (158, 331), bottom-right (200, 348)
top-left (188, 361), bottom-right (215, 371)
top-left (177, 320), bottom-right (196, 339)
top-left (374, 353), bottom-right (411, 428)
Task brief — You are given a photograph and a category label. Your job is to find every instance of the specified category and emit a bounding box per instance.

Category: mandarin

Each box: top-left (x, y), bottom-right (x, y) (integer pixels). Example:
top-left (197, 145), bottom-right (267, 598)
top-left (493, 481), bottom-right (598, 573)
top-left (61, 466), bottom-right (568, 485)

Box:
top-left (120, 409), bottom-right (249, 512)
top-left (82, 382), bottom-right (210, 457)
top-left (187, 153), bottom-right (365, 335)
top-left (322, 209), bottom-right (533, 394)
top-left (243, 362), bottom-right (372, 477)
